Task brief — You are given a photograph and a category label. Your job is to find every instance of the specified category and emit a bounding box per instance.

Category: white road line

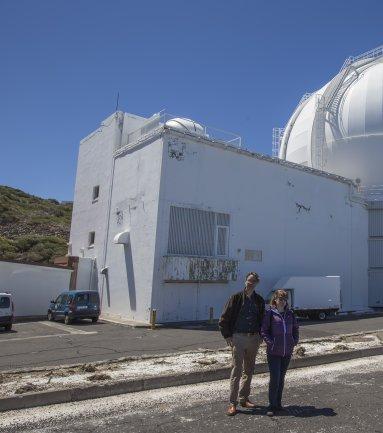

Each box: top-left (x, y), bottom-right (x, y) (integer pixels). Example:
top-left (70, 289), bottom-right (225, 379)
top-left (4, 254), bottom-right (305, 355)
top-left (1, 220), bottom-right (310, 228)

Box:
top-left (0, 332), bottom-right (96, 343)
top-left (38, 321), bottom-right (96, 335)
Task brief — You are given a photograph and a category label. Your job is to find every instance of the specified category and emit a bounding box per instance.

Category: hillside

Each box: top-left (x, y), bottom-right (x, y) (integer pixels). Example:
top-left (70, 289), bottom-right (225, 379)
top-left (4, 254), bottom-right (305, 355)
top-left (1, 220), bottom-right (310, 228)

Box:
top-left (0, 185), bottom-right (72, 264)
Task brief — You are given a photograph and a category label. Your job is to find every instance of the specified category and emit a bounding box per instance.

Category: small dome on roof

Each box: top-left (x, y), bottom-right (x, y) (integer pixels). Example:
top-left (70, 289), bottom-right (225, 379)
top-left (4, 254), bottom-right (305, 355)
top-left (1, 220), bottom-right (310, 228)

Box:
top-left (165, 118), bottom-right (205, 137)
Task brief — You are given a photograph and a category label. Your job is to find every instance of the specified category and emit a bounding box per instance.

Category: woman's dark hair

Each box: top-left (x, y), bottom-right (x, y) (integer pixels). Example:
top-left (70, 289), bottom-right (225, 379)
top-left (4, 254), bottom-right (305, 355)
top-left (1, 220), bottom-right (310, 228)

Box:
top-left (270, 289), bottom-right (288, 306)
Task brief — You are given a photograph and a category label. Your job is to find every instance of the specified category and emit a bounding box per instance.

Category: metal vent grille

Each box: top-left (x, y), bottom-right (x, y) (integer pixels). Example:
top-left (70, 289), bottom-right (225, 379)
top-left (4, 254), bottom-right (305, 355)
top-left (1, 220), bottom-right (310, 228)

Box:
top-left (168, 206), bottom-right (229, 256)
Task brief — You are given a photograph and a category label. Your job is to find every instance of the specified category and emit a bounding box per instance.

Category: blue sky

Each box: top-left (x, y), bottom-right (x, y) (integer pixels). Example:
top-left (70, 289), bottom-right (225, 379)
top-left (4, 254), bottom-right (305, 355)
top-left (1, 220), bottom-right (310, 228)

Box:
top-left (1, 0), bottom-right (382, 201)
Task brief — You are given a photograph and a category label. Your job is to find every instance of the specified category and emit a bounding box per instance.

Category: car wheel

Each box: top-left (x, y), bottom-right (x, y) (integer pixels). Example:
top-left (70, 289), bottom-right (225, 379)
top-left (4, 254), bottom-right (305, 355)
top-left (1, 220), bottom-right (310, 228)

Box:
top-left (318, 312), bottom-right (327, 321)
top-left (64, 315), bottom-right (72, 325)
top-left (4, 324), bottom-right (12, 331)
top-left (91, 317), bottom-right (98, 323)
top-left (47, 311), bottom-right (54, 321)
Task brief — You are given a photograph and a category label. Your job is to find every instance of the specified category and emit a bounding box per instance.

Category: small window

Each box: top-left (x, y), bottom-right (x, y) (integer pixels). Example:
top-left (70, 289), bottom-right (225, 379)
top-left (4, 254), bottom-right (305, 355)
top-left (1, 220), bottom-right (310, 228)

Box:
top-left (216, 226), bottom-right (229, 256)
top-left (92, 185), bottom-right (100, 202)
top-left (88, 231), bottom-right (95, 247)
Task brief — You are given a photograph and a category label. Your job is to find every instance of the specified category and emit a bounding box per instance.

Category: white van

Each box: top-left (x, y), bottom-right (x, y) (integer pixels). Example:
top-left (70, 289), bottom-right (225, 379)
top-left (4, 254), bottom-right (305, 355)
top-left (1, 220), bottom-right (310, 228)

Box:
top-left (0, 293), bottom-right (14, 331)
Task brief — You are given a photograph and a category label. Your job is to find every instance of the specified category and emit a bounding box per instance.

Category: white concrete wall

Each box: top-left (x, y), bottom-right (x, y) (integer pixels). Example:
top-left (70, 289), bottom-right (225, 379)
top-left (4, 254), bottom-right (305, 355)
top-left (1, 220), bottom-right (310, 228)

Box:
top-left (69, 112), bottom-right (123, 265)
top-left (69, 112), bottom-right (149, 306)
top-left (100, 136), bottom-right (164, 322)
top-left (75, 257), bottom-right (98, 292)
top-left (152, 131), bottom-right (369, 322)
top-left (0, 261), bottom-right (72, 317)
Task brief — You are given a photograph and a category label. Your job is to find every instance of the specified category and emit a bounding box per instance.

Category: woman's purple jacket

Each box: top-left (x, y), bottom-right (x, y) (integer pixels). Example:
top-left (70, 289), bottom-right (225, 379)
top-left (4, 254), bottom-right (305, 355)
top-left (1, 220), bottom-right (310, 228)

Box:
top-left (261, 306), bottom-right (299, 357)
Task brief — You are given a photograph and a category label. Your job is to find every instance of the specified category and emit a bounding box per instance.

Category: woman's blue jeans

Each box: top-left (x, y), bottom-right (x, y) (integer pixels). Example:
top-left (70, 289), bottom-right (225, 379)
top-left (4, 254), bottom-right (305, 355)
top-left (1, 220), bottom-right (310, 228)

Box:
top-left (267, 353), bottom-right (291, 409)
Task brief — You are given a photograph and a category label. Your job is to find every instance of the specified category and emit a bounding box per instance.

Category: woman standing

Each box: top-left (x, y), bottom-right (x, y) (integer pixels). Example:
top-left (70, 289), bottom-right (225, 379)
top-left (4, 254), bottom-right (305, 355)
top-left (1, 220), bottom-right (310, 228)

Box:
top-left (261, 289), bottom-right (299, 416)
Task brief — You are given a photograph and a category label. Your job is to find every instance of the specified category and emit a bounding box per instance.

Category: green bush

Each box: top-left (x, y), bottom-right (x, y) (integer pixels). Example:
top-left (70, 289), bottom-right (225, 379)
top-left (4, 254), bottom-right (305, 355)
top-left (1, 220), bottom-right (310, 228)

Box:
top-left (0, 236), bottom-right (17, 260)
top-left (0, 185), bottom-right (72, 263)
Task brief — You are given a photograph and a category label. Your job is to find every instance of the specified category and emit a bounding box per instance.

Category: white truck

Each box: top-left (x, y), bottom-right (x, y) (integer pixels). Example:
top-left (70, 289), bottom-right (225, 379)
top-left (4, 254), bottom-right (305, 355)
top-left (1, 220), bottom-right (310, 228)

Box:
top-left (266, 276), bottom-right (341, 320)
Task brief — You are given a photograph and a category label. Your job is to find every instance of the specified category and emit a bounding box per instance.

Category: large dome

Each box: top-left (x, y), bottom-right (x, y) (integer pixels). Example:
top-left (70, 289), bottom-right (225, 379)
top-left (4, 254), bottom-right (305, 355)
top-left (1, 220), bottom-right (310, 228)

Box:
top-left (280, 49), bottom-right (383, 188)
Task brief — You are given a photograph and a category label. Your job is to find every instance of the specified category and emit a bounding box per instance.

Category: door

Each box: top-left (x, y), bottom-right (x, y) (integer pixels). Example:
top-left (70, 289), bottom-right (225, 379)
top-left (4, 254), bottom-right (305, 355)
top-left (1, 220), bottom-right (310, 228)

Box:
top-left (368, 270), bottom-right (383, 307)
top-left (54, 294), bottom-right (66, 319)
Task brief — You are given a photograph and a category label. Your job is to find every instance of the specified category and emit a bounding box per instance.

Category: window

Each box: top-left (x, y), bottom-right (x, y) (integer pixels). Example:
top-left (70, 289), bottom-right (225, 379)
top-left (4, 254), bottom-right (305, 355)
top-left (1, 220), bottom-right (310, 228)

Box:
top-left (216, 226), bottom-right (229, 256)
top-left (167, 206), bottom-right (230, 257)
top-left (75, 293), bottom-right (90, 306)
top-left (0, 297), bottom-right (10, 309)
top-left (88, 231), bottom-right (95, 247)
top-left (92, 185), bottom-right (100, 202)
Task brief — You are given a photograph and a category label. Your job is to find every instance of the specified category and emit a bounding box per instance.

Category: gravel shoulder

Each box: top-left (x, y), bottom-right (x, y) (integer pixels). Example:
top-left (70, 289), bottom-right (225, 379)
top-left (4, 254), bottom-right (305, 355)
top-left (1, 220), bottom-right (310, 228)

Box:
top-left (1, 330), bottom-right (382, 399)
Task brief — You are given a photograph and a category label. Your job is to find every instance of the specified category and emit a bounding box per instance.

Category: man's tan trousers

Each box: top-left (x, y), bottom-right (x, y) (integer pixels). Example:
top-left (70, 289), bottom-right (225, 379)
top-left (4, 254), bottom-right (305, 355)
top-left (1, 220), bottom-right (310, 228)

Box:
top-left (229, 333), bottom-right (262, 405)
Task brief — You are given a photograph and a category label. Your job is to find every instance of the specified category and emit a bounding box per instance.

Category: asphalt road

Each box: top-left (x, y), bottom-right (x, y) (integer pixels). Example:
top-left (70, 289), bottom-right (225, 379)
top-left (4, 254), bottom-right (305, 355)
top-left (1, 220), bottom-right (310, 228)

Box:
top-left (0, 314), bottom-right (382, 371)
top-left (1, 355), bottom-right (382, 432)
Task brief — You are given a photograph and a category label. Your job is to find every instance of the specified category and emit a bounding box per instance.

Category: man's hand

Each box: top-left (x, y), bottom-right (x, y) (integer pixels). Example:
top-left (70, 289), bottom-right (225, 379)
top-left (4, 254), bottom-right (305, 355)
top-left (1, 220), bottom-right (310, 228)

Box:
top-left (225, 337), bottom-right (233, 347)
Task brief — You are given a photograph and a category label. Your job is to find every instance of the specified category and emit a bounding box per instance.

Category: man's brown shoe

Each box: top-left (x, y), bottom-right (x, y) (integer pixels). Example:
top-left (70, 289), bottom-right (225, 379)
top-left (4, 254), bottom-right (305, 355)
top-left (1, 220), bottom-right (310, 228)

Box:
top-left (240, 399), bottom-right (256, 409)
top-left (226, 404), bottom-right (237, 416)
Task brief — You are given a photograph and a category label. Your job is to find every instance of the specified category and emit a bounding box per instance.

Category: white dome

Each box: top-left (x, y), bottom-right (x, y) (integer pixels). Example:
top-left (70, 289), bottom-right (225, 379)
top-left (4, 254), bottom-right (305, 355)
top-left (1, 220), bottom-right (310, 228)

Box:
top-left (280, 56), bottom-right (383, 187)
top-left (165, 118), bottom-right (205, 137)
top-left (340, 62), bottom-right (383, 138)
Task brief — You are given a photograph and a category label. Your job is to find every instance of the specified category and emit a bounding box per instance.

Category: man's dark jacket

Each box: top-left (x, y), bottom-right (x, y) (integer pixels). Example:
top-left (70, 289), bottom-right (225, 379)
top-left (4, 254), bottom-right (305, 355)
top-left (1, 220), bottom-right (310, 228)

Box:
top-left (219, 290), bottom-right (265, 339)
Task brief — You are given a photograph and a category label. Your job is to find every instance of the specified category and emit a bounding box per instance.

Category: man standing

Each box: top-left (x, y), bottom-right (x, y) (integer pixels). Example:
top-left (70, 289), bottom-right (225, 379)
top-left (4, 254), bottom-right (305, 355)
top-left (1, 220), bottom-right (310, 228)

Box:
top-left (218, 272), bottom-right (265, 416)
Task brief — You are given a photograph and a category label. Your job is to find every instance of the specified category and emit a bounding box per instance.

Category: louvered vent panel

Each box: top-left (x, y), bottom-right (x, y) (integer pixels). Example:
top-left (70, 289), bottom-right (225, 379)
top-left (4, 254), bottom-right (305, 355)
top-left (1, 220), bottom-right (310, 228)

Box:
top-left (168, 206), bottom-right (216, 256)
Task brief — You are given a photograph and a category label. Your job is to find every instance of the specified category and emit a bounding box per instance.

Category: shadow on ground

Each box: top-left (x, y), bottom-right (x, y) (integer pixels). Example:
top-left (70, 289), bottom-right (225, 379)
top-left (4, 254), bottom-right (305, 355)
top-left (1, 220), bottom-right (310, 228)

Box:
top-left (236, 405), bottom-right (337, 417)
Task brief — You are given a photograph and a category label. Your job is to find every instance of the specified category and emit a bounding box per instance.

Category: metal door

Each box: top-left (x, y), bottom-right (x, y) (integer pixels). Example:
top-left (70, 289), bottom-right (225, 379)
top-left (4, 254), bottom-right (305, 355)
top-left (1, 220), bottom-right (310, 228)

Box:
top-left (368, 270), bottom-right (383, 307)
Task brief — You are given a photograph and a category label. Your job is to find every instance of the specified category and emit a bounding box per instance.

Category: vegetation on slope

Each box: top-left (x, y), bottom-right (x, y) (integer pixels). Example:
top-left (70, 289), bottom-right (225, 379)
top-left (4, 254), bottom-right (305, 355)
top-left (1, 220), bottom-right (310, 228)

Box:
top-left (0, 186), bottom-right (72, 264)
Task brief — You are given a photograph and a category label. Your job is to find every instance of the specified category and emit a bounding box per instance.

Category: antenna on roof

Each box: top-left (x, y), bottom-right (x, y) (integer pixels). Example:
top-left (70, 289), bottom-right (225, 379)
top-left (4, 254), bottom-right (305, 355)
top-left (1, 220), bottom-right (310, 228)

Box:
top-left (115, 92), bottom-right (120, 112)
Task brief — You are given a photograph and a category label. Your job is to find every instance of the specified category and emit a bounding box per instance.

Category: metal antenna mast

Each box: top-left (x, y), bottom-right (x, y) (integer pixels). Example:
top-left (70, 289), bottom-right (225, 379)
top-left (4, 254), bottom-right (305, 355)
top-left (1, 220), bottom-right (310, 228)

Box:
top-left (115, 92), bottom-right (120, 112)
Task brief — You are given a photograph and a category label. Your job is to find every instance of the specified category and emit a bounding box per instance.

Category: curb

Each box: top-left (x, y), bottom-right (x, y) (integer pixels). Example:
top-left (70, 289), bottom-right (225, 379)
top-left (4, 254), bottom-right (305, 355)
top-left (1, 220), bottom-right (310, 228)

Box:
top-left (1, 346), bottom-right (382, 413)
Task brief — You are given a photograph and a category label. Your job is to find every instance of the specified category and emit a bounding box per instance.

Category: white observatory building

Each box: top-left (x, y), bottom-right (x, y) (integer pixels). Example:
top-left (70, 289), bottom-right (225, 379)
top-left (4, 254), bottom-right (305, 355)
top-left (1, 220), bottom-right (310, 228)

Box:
top-left (278, 45), bottom-right (383, 194)
top-left (70, 104), bottom-right (374, 324)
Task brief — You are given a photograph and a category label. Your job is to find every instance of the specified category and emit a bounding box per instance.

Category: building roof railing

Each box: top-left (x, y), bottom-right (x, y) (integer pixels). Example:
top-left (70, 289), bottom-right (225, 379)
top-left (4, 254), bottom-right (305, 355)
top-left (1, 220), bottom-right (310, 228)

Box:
top-left (124, 111), bottom-right (242, 149)
top-left (340, 44), bottom-right (383, 71)
top-left (355, 185), bottom-right (383, 201)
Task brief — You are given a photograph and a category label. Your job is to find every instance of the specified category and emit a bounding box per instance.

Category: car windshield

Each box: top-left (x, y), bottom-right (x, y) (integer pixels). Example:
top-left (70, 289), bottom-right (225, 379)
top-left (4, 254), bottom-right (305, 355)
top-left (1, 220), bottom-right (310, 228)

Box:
top-left (0, 297), bottom-right (11, 308)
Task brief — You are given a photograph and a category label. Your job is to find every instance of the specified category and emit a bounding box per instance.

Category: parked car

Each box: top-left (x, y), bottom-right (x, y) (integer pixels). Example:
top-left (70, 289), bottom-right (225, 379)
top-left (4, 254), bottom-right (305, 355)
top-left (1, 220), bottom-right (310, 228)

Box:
top-left (47, 291), bottom-right (100, 325)
top-left (0, 293), bottom-right (14, 331)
